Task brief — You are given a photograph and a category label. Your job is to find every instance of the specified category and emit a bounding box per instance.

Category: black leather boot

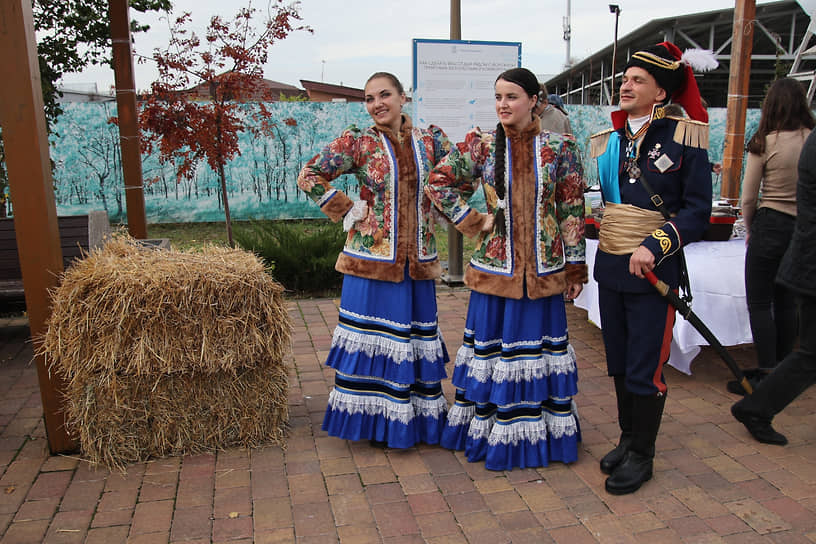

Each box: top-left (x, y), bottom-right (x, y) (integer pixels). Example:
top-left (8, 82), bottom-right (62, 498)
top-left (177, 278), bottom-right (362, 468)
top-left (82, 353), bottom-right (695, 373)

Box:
top-left (605, 392), bottom-right (666, 495)
top-left (600, 376), bottom-right (632, 475)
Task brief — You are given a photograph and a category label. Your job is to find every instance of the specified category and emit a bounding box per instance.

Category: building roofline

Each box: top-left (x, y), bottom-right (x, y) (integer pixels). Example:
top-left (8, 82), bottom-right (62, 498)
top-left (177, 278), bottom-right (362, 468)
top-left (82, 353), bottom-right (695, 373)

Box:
top-left (545, 0), bottom-right (799, 85)
top-left (300, 79), bottom-right (365, 99)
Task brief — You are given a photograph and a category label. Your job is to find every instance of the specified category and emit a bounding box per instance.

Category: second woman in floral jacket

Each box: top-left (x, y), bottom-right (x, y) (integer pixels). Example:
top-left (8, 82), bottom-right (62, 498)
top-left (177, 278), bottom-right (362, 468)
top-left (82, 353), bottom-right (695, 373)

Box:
top-left (426, 67), bottom-right (587, 470)
top-left (297, 72), bottom-right (451, 449)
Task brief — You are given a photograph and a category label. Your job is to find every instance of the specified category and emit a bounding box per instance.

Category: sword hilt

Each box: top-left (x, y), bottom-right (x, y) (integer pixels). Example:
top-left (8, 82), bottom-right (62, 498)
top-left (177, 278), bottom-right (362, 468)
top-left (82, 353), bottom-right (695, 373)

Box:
top-left (644, 270), bottom-right (669, 296)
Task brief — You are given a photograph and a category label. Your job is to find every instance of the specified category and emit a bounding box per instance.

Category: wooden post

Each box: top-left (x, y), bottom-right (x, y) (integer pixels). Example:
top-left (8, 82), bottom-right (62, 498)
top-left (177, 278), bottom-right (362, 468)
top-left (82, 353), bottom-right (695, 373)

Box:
top-left (721, 0), bottom-right (756, 203)
top-left (446, 0), bottom-right (464, 285)
top-left (0, 0), bottom-right (77, 452)
top-left (110, 0), bottom-right (148, 239)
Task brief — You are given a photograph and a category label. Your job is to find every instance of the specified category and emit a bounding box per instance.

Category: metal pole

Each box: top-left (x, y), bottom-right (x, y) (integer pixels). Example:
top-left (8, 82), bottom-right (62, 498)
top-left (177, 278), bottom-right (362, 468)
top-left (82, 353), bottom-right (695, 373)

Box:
top-left (722, 0), bottom-right (756, 203)
top-left (564, 0), bottom-right (572, 68)
top-left (0, 0), bottom-right (77, 453)
top-left (610, 5), bottom-right (620, 106)
top-left (110, 0), bottom-right (147, 239)
top-left (446, 0), bottom-right (464, 285)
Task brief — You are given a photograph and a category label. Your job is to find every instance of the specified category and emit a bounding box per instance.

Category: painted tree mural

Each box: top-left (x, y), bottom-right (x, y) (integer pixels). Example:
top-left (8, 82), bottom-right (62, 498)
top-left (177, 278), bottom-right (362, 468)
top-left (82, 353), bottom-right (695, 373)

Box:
top-left (48, 103), bottom-right (754, 223)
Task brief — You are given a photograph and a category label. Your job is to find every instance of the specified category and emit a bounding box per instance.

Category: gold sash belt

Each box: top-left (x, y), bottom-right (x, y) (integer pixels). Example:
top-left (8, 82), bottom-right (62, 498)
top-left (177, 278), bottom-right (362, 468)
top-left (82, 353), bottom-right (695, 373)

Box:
top-left (598, 202), bottom-right (666, 255)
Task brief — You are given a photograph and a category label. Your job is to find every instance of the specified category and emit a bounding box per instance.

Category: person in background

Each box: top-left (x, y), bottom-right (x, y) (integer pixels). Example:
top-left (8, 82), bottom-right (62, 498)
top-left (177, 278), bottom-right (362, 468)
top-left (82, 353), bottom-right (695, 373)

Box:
top-left (731, 77), bottom-right (815, 395)
top-left (534, 84), bottom-right (572, 135)
top-left (426, 67), bottom-right (587, 471)
top-left (548, 93), bottom-right (569, 117)
top-left (731, 127), bottom-right (816, 445)
top-left (589, 42), bottom-right (714, 494)
top-left (297, 72), bottom-right (451, 449)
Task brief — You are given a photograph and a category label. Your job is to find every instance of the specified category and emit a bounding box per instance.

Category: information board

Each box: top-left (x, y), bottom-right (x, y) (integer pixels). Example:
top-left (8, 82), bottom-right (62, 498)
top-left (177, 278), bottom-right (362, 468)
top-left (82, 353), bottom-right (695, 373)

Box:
top-left (412, 39), bottom-right (521, 143)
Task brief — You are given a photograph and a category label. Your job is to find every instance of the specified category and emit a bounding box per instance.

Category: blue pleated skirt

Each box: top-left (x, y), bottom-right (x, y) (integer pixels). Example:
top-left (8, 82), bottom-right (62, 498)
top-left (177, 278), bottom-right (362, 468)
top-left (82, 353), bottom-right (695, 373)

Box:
top-left (440, 291), bottom-right (580, 470)
top-left (321, 269), bottom-right (449, 448)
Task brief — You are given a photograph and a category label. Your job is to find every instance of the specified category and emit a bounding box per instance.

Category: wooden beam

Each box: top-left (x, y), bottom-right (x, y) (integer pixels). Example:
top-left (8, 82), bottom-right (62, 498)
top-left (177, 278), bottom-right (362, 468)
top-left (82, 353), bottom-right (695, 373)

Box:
top-left (110, 0), bottom-right (147, 239)
top-left (445, 0), bottom-right (464, 285)
top-left (721, 0), bottom-right (756, 203)
top-left (0, 0), bottom-right (77, 453)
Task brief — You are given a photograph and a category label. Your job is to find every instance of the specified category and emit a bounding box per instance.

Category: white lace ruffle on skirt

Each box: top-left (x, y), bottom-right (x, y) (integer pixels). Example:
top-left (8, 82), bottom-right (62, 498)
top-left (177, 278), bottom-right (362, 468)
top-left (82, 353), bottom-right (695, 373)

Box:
top-left (468, 410), bottom-right (579, 446)
top-left (332, 325), bottom-right (445, 365)
top-left (454, 344), bottom-right (577, 384)
top-left (327, 387), bottom-right (447, 425)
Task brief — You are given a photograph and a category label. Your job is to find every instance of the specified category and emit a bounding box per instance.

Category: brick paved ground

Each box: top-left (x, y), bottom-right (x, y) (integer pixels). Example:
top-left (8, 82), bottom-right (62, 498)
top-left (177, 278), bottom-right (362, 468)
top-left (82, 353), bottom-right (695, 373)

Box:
top-left (0, 287), bottom-right (814, 543)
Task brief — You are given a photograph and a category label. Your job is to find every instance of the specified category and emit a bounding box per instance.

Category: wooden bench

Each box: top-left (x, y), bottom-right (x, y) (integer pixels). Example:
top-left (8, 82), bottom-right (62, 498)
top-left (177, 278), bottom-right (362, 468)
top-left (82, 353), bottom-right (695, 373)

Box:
top-left (0, 211), bottom-right (111, 310)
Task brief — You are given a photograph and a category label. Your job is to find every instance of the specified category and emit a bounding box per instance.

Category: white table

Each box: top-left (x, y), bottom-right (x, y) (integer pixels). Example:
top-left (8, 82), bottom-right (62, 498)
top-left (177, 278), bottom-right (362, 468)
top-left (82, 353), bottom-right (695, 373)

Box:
top-left (574, 238), bottom-right (754, 374)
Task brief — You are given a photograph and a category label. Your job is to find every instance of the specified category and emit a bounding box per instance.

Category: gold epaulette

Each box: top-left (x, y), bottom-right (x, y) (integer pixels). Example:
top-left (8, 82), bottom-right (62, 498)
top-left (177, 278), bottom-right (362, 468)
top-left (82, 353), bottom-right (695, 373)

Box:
top-left (671, 117), bottom-right (709, 150)
top-left (590, 128), bottom-right (614, 159)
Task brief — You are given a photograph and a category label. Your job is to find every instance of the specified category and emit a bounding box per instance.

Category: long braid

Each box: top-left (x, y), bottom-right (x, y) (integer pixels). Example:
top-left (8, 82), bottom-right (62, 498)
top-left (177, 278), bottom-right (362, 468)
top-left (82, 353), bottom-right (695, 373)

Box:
top-left (493, 122), bottom-right (507, 237)
top-left (492, 67), bottom-right (539, 238)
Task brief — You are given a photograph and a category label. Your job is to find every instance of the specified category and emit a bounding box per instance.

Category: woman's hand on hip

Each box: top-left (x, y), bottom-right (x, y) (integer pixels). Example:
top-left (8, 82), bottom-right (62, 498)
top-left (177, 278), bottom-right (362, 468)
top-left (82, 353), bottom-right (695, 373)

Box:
top-left (565, 282), bottom-right (583, 300)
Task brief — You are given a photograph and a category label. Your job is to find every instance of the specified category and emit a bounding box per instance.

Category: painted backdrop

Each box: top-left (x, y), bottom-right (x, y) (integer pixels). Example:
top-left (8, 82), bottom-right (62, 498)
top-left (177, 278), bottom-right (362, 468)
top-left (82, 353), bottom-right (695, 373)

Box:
top-left (47, 102), bottom-right (755, 223)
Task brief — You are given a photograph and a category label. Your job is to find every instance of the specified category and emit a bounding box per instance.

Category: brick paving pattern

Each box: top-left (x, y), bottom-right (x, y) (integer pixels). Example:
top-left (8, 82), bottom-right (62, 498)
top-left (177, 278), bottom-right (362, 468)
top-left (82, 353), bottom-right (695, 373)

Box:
top-left (0, 287), bottom-right (814, 543)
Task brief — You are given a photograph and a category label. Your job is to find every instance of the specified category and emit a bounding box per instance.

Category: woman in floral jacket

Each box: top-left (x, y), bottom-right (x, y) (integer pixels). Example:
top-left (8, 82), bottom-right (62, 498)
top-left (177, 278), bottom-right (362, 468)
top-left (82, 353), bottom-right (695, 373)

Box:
top-left (297, 72), bottom-right (451, 449)
top-left (426, 68), bottom-right (587, 470)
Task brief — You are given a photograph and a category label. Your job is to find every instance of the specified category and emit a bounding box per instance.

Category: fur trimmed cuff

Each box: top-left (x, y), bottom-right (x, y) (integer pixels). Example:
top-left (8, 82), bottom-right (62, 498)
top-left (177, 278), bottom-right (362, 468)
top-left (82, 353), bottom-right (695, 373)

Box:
top-left (321, 192), bottom-right (354, 222)
top-left (565, 263), bottom-right (588, 285)
top-left (457, 210), bottom-right (487, 238)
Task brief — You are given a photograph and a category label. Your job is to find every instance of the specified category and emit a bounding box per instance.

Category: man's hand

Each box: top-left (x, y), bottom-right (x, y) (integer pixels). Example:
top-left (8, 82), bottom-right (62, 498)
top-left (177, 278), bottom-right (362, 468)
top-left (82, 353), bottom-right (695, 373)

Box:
top-left (629, 245), bottom-right (655, 278)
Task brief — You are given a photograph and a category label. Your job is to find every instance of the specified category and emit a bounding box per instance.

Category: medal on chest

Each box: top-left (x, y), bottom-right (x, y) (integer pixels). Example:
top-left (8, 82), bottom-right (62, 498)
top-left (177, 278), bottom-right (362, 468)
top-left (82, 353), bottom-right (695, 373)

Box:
top-left (624, 139), bottom-right (640, 184)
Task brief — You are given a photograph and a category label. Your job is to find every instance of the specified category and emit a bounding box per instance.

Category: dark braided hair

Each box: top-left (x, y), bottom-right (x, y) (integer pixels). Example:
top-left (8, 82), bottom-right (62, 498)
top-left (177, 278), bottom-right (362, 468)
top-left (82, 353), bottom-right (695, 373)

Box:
top-left (493, 68), bottom-right (540, 236)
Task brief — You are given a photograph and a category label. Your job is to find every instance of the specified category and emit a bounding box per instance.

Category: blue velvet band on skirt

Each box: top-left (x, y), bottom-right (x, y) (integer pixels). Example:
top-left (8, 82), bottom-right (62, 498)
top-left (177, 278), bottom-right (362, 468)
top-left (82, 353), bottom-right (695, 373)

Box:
top-left (440, 290), bottom-right (580, 470)
top-left (321, 269), bottom-right (449, 448)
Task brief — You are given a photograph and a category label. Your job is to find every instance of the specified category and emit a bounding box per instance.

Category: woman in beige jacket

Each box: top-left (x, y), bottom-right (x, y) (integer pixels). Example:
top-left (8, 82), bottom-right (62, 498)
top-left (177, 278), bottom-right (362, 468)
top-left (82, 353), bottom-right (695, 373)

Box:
top-left (735, 77), bottom-right (815, 394)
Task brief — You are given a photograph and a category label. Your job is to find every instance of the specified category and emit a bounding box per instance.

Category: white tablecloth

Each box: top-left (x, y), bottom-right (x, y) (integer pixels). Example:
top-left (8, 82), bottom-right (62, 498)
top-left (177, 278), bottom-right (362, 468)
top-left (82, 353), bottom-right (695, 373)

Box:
top-left (574, 238), bottom-right (753, 374)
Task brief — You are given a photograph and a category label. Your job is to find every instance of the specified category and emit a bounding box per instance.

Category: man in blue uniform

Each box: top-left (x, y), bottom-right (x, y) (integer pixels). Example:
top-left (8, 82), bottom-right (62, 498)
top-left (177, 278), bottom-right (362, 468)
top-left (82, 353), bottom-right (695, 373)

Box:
top-left (590, 42), bottom-right (714, 495)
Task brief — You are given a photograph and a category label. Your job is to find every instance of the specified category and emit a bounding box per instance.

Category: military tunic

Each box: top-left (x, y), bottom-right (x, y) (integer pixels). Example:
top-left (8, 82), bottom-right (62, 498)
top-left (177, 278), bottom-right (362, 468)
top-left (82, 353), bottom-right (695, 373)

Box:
top-left (590, 106), bottom-right (712, 394)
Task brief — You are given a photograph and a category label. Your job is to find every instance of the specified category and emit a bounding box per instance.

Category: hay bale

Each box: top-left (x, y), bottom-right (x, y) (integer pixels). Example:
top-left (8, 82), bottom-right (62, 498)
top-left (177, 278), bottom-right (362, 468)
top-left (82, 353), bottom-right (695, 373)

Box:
top-left (41, 236), bottom-right (292, 470)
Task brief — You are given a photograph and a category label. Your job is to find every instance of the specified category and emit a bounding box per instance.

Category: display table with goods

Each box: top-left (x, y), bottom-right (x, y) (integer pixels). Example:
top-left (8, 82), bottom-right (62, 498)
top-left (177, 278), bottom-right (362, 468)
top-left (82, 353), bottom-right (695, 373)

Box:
top-left (575, 231), bottom-right (752, 375)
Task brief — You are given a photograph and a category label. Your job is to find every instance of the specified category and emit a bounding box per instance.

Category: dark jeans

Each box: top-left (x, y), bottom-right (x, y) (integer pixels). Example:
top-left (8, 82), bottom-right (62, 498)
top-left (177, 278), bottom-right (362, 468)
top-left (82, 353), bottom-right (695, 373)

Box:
top-left (745, 207), bottom-right (797, 369)
top-left (736, 294), bottom-right (816, 418)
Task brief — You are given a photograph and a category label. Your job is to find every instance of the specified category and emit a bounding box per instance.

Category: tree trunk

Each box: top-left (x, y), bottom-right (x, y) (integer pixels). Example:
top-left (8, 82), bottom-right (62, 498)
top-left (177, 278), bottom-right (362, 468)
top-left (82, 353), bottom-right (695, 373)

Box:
top-left (215, 111), bottom-right (234, 248)
top-left (218, 162), bottom-right (234, 247)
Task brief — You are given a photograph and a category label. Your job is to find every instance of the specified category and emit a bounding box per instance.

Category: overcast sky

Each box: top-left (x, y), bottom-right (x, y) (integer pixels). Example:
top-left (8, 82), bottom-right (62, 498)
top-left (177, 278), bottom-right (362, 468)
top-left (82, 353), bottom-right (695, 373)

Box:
top-left (60, 0), bottom-right (776, 94)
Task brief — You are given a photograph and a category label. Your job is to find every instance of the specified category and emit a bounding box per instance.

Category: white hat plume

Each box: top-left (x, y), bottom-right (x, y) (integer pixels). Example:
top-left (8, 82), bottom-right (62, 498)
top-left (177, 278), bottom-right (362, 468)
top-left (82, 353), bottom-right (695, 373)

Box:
top-left (681, 49), bottom-right (719, 72)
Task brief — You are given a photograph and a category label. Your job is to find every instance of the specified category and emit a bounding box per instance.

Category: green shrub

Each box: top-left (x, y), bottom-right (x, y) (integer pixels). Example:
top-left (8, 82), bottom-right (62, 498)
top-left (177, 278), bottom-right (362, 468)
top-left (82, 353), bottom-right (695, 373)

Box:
top-left (234, 220), bottom-right (344, 296)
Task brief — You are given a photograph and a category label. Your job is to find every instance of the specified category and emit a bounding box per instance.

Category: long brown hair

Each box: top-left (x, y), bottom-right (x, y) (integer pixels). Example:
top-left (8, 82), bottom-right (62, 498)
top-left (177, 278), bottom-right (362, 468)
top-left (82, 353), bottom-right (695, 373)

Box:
top-left (746, 78), bottom-right (815, 154)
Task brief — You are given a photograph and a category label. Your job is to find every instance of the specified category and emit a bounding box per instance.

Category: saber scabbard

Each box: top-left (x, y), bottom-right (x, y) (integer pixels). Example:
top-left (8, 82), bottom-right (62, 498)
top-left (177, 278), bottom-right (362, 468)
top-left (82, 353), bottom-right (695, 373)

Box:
top-left (643, 270), bottom-right (753, 395)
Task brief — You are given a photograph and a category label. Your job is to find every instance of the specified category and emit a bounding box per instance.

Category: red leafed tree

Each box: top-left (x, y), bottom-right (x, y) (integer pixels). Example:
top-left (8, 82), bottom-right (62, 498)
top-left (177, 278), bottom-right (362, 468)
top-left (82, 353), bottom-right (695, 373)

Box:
top-left (139, 1), bottom-right (311, 246)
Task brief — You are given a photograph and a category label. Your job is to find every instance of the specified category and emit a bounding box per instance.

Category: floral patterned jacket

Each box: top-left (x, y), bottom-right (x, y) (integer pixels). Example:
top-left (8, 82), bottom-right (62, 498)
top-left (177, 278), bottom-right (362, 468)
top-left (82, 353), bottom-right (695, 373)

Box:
top-left (426, 118), bottom-right (587, 300)
top-left (297, 115), bottom-right (451, 283)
